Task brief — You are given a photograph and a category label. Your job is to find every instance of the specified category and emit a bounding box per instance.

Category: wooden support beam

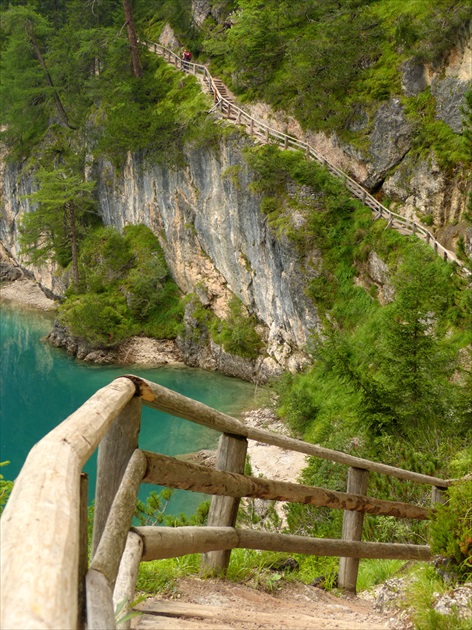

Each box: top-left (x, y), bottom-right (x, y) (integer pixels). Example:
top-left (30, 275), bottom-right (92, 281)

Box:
top-left (113, 531), bottom-right (144, 630)
top-left (201, 434), bottom-right (248, 575)
top-left (78, 473), bottom-right (89, 630)
top-left (90, 450), bottom-right (147, 589)
top-left (92, 397), bottom-right (142, 555)
top-left (142, 452), bottom-right (429, 520)
top-left (338, 467), bottom-right (369, 592)
top-left (86, 568), bottom-right (116, 630)
top-left (431, 486), bottom-right (447, 506)
top-left (135, 526), bottom-right (431, 562)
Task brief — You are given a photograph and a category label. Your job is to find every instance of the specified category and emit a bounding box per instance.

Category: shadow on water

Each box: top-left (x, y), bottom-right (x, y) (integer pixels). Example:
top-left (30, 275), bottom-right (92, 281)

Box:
top-left (0, 302), bottom-right (257, 515)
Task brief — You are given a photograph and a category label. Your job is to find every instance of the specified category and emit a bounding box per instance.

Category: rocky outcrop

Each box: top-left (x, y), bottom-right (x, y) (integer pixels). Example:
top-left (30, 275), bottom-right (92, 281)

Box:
top-left (95, 131), bottom-right (318, 373)
top-left (46, 322), bottom-right (183, 366)
top-left (365, 99), bottom-right (414, 189)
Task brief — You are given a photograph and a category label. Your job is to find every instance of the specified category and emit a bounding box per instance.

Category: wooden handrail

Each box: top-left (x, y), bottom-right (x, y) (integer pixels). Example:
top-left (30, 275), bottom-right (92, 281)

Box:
top-left (131, 375), bottom-right (452, 487)
top-left (135, 526), bottom-right (432, 562)
top-left (0, 377), bottom-right (136, 630)
top-left (0, 375), bottom-right (450, 628)
top-left (144, 40), bottom-right (471, 278)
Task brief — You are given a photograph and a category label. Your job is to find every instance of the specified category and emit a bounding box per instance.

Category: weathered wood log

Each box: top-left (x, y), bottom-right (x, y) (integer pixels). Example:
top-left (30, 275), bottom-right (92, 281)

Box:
top-left (201, 434), bottom-right (248, 575)
top-left (86, 568), bottom-right (116, 630)
top-left (142, 452), bottom-right (429, 520)
top-left (92, 397), bottom-right (142, 556)
top-left (338, 467), bottom-right (369, 592)
top-left (135, 526), bottom-right (239, 561)
top-left (129, 376), bottom-right (450, 487)
top-left (0, 378), bottom-right (136, 630)
top-left (78, 473), bottom-right (89, 630)
top-left (236, 529), bottom-right (431, 561)
top-left (113, 531), bottom-right (144, 630)
top-left (90, 450), bottom-right (148, 589)
top-left (135, 526), bottom-right (431, 562)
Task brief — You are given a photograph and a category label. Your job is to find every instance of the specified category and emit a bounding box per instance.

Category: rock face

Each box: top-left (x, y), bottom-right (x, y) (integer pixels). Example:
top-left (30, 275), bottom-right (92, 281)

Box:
top-left (1, 131), bottom-right (317, 376)
top-left (95, 131), bottom-right (319, 373)
top-left (365, 99), bottom-right (414, 189)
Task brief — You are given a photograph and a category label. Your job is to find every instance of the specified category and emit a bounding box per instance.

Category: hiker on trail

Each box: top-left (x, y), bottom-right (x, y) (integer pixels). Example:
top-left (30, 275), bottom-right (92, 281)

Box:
top-left (182, 50), bottom-right (192, 69)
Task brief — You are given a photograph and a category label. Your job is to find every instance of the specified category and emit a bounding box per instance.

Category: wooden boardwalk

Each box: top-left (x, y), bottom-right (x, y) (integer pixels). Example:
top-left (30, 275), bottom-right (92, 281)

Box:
top-left (146, 40), bottom-right (471, 279)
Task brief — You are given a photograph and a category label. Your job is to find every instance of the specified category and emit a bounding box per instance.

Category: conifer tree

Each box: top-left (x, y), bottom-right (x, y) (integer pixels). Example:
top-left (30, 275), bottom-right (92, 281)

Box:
top-left (20, 167), bottom-right (96, 287)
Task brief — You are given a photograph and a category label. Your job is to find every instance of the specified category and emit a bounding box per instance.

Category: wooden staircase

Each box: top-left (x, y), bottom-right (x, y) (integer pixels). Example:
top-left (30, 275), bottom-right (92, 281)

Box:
top-left (145, 40), bottom-right (471, 279)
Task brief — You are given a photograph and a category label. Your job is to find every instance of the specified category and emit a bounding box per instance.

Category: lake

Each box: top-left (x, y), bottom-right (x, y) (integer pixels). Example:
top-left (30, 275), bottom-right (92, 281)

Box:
top-left (0, 301), bottom-right (257, 515)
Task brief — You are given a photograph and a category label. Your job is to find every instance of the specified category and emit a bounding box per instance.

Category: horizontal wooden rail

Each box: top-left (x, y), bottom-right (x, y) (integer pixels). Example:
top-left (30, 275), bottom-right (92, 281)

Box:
top-left (0, 377), bottom-right (137, 630)
top-left (142, 451), bottom-right (430, 520)
top-left (143, 40), bottom-right (471, 278)
top-left (127, 375), bottom-right (451, 487)
top-left (135, 526), bottom-right (431, 562)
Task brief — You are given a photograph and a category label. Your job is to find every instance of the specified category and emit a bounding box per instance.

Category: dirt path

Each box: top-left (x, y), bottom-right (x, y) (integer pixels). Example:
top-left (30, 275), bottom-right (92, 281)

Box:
top-left (132, 577), bottom-right (407, 629)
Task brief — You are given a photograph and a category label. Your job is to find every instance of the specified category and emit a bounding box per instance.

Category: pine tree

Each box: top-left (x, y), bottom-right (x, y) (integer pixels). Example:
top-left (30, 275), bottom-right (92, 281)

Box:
top-left (20, 167), bottom-right (96, 287)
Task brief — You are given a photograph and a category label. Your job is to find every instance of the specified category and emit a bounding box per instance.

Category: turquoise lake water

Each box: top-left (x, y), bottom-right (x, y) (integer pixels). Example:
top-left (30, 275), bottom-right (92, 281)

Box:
top-left (0, 301), bottom-right (257, 515)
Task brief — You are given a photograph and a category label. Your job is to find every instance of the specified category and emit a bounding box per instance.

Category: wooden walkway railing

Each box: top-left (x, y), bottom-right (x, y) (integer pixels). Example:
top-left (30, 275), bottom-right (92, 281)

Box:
top-left (1, 375), bottom-right (452, 629)
top-left (145, 41), bottom-right (471, 278)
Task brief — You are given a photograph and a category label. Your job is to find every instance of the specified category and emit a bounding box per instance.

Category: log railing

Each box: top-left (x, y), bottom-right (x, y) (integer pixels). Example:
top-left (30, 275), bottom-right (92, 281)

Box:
top-left (144, 40), bottom-right (471, 278)
top-left (1, 374), bottom-right (452, 629)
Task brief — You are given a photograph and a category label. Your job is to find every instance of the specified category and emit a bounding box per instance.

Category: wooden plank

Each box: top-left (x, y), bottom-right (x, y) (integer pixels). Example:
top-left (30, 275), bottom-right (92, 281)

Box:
top-left (90, 450), bottom-right (148, 588)
top-left (92, 397), bottom-right (142, 555)
top-left (86, 568), bottom-right (116, 630)
top-left (338, 467), bottom-right (369, 592)
top-left (113, 531), bottom-right (144, 630)
top-left (135, 526), bottom-right (431, 562)
top-left (131, 376), bottom-right (450, 487)
top-left (142, 452), bottom-right (429, 520)
top-left (78, 473), bottom-right (89, 630)
top-left (0, 378), bottom-right (136, 630)
top-left (201, 434), bottom-right (248, 575)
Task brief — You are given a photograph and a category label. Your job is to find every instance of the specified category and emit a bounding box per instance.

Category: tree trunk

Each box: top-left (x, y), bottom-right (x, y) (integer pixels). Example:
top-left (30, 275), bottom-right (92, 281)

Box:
top-left (68, 201), bottom-right (80, 287)
top-left (122, 0), bottom-right (143, 79)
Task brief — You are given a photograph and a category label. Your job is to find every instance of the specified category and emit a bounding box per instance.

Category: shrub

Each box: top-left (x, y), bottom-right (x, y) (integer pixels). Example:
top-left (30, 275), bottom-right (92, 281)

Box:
top-left (210, 297), bottom-right (264, 359)
top-left (429, 480), bottom-right (472, 583)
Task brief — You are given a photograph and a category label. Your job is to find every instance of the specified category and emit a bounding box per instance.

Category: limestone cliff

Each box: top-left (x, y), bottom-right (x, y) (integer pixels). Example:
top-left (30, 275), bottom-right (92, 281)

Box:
top-left (0, 131), bottom-right (317, 377)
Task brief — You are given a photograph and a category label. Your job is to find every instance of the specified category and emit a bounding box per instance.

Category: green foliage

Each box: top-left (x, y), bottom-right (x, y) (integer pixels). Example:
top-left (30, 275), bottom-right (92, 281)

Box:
top-left (403, 564), bottom-right (472, 630)
top-left (430, 481), bottom-right (472, 583)
top-left (0, 462), bottom-right (13, 515)
top-left (19, 163), bottom-right (97, 286)
top-left (59, 224), bottom-right (183, 346)
top-left (135, 488), bottom-right (210, 527)
top-left (356, 559), bottom-right (406, 592)
top-left (210, 297), bottom-right (263, 359)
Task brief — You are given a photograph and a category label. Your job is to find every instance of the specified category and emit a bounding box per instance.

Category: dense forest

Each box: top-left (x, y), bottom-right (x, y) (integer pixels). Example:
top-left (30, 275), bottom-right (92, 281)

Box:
top-left (1, 0), bottom-right (471, 591)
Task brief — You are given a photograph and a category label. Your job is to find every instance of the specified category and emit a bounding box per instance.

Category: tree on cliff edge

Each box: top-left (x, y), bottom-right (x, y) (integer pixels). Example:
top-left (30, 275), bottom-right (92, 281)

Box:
top-left (122, 0), bottom-right (143, 78)
top-left (20, 167), bottom-right (96, 288)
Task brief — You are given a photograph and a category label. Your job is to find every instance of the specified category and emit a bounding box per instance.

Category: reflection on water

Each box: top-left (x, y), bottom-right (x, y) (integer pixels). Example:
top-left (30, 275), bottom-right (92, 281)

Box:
top-left (0, 302), bottom-right (257, 513)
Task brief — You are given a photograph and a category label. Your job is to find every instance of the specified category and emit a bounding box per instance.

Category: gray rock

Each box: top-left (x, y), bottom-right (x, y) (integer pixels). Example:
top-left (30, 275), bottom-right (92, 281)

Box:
top-left (402, 59), bottom-right (428, 97)
top-left (0, 262), bottom-right (23, 281)
top-left (366, 100), bottom-right (414, 188)
top-left (431, 76), bottom-right (472, 133)
top-left (192, 0), bottom-right (211, 26)
top-left (158, 23), bottom-right (180, 51)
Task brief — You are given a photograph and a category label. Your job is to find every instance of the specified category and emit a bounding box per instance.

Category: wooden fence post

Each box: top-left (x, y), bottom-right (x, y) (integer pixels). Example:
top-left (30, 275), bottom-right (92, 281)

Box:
top-left (92, 397), bottom-right (142, 556)
top-left (201, 433), bottom-right (248, 575)
top-left (78, 473), bottom-right (89, 630)
top-left (431, 486), bottom-right (447, 506)
top-left (338, 467), bottom-right (369, 592)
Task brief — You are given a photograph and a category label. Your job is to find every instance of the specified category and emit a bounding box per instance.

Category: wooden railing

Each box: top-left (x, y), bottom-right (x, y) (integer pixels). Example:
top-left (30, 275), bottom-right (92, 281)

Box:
top-left (144, 41), bottom-right (471, 278)
top-left (1, 375), bottom-right (452, 629)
